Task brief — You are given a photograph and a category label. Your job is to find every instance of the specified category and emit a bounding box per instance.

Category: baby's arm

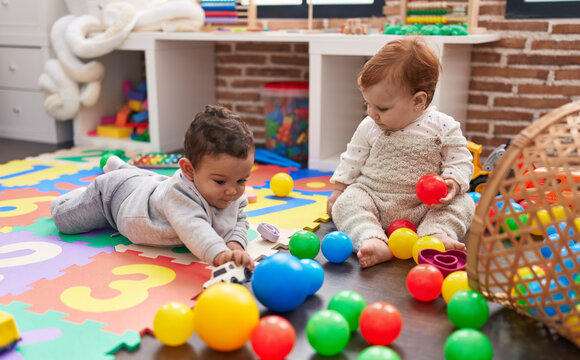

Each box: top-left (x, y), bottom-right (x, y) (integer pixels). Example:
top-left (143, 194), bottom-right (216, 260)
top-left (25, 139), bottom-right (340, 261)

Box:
top-left (214, 241), bottom-right (254, 269)
top-left (220, 196), bottom-right (254, 269)
top-left (327, 181), bottom-right (347, 217)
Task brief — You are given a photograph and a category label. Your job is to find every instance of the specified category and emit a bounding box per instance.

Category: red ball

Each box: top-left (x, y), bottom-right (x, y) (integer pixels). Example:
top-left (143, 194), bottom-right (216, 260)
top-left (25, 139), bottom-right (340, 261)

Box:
top-left (406, 264), bottom-right (444, 301)
top-left (251, 315), bottom-right (296, 360)
top-left (387, 219), bottom-right (417, 237)
top-left (416, 174), bottom-right (448, 205)
top-left (358, 301), bottom-right (402, 346)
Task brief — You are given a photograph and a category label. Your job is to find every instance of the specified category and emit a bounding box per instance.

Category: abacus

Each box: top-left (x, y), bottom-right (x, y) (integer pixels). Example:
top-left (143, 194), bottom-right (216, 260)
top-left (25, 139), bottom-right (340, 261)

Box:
top-left (128, 153), bottom-right (184, 168)
top-left (400, 0), bottom-right (481, 33)
top-left (200, 0), bottom-right (258, 30)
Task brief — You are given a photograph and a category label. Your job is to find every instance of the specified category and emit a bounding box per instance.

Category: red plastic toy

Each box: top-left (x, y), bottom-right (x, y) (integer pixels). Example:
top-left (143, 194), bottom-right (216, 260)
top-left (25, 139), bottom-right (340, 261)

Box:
top-left (359, 301), bottom-right (402, 346)
top-left (386, 219), bottom-right (417, 237)
top-left (406, 263), bottom-right (444, 301)
top-left (416, 174), bottom-right (448, 205)
top-left (251, 315), bottom-right (296, 360)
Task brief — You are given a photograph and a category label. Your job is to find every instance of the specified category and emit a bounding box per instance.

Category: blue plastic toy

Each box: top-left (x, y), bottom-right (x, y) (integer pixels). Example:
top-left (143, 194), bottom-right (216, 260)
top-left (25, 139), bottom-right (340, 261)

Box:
top-left (300, 258), bottom-right (325, 295)
top-left (251, 253), bottom-right (309, 312)
top-left (321, 231), bottom-right (353, 263)
top-left (255, 148), bottom-right (302, 168)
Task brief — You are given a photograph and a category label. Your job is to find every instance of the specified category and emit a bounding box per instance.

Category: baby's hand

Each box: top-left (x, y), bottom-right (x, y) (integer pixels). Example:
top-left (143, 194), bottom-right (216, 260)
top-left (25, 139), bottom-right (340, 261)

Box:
top-left (428, 179), bottom-right (459, 209)
top-left (214, 250), bottom-right (255, 270)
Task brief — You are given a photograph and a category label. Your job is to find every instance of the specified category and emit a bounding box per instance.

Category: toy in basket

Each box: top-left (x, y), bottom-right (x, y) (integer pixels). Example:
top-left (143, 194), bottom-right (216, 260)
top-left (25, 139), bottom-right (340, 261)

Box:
top-left (128, 153), bottom-right (184, 168)
top-left (467, 100), bottom-right (580, 347)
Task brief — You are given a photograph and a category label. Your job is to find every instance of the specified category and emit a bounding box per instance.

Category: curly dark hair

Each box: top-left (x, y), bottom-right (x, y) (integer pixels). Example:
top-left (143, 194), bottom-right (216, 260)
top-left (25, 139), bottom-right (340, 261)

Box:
top-left (183, 104), bottom-right (255, 168)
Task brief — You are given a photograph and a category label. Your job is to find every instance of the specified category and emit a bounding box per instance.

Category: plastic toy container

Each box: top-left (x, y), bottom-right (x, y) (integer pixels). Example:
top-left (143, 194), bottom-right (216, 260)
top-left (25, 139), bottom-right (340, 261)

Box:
top-left (263, 81), bottom-right (309, 165)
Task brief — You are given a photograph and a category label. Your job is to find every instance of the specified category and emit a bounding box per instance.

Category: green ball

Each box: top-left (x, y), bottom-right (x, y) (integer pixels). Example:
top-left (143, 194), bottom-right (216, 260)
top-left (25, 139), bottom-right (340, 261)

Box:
top-left (357, 346), bottom-right (402, 360)
top-left (447, 290), bottom-right (489, 329)
top-left (289, 230), bottom-right (320, 259)
top-left (306, 310), bottom-right (350, 356)
top-left (328, 290), bottom-right (367, 332)
top-left (99, 152), bottom-right (113, 169)
top-left (444, 329), bottom-right (493, 360)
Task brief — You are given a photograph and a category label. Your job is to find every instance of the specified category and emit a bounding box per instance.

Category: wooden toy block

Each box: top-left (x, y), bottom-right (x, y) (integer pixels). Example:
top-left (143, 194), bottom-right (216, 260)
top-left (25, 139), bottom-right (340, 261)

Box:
top-left (100, 116), bottom-right (115, 125)
top-left (128, 100), bottom-right (143, 112)
top-left (132, 110), bottom-right (149, 123)
top-left (115, 105), bottom-right (132, 127)
top-left (97, 125), bottom-right (133, 138)
top-left (126, 89), bottom-right (146, 102)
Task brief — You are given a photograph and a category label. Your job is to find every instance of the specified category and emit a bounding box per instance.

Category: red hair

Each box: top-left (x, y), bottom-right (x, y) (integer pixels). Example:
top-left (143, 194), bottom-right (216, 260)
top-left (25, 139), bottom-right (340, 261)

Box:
top-left (358, 37), bottom-right (441, 106)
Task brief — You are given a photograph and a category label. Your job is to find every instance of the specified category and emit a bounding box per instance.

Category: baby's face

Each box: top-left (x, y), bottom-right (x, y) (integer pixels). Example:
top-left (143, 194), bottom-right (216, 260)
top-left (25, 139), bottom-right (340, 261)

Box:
top-left (191, 151), bottom-right (254, 209)
top-left (362, 78), bottom-right (425, 132)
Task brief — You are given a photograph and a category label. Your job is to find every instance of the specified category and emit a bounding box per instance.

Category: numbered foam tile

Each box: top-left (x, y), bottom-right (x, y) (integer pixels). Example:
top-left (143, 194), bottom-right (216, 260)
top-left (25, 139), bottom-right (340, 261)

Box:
top-left (0, 250), bottom-right (211, 335)
top-left (115, 243), bottom-right (203, 265)
top-left (0, 301), bottom-right (140, 360)
top-left (0, 231), bottom-right (114, 297)
top-left (245, 187), bottom-right (330, 232)
top-left (11, 217), bottom-right (131, 249)
top-left (25, 147), bottom-right (130, 168)
top-left (246, 163), bottom-right (297, 188)
top-left (0, 188), bottom-right (61, 228)
top-left (0, 160), bottom-right (89, 188)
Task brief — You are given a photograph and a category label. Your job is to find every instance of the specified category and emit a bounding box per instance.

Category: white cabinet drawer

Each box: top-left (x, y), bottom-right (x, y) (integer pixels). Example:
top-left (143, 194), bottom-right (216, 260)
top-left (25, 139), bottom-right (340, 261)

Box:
top-left (0, 47), bottom-right (44, 90)
top-left (0, 0), bottom-right (40, 28)
top-left (0, 88), bottom-right (72, 143)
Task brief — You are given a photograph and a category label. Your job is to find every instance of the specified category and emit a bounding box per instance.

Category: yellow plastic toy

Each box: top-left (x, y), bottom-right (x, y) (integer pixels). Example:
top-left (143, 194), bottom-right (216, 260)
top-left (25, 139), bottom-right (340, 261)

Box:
top-left (153, 302), bottom-right (195, 347)
top-left (387, 228), bottom-right (419, 260)
top-left (270, 172), bottom-right (294, 197)
top-left (0, 310), bottom-right (20, 352)
top-left (193, 283), bottom-right (259, 352)
top-left (412, 236), bottom-right (445, 264)
top-left (441, 270), bottom-right (471, 303)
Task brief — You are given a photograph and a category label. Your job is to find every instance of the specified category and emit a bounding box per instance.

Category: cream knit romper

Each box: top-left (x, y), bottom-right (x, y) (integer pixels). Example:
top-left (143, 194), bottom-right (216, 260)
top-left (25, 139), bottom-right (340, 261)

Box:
top-left (332, 133), bottom-right (475, 252)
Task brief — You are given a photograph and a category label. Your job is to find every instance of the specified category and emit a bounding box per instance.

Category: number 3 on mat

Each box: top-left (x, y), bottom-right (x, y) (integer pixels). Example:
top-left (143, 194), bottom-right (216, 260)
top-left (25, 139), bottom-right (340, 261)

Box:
top-left (60, 264), bottom-right (176, 312)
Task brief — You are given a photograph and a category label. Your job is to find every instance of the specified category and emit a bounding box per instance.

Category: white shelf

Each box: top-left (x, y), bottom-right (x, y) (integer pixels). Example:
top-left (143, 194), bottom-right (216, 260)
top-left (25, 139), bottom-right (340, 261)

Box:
top-left (75, 32), bottom-right (501, 168)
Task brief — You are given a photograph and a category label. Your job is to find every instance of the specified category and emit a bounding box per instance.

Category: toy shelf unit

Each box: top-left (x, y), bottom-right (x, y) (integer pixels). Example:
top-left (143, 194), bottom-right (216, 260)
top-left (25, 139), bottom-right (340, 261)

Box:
top-left (399, 0), bottom-right (481, 33)
top-left (200, 0), bottom-right (258, 30)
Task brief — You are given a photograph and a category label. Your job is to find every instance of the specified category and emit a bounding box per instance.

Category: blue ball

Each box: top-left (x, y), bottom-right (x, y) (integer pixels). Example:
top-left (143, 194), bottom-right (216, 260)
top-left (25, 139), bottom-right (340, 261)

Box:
top-left (252, 253), bottom-right (309, 312)
top-left (321, 231), bottom-right (353, 263)
top-left (300, 258), bottom-right (325, 295)
top-left (468, 192), bottom-right (481, 204)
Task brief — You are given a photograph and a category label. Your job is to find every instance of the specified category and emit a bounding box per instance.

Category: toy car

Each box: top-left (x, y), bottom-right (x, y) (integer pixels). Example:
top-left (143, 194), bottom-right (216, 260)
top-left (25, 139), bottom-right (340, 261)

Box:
top-left (202, 261), bottom-right (253, 290)
top-left (0, 310), bottom-right (20, 353)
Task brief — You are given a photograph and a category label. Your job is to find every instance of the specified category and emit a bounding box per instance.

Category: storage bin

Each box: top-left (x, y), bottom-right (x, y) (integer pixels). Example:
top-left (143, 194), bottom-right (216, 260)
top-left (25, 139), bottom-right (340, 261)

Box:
top-left (263, 81), bottom-right (309, 165)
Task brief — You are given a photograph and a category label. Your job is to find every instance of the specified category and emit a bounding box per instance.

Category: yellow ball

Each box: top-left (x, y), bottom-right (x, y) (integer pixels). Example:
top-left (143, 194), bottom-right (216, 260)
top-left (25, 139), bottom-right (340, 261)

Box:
top-left (530, 205), bottom-right (567, 235)
top-left (514, 265), bottom-right (546, 280)
top-left (270, 172), bottom-right (294, 197)
top-left (153, 302), bottom-right (195, 346)
top-left (387, 228), bottom-right (419, 260)
top-left (194, 283), bottom-right (259, 351)
top-left (412, 236), bottom-right (445, 264)
top-left (441, 271), bottom-right (471, 303)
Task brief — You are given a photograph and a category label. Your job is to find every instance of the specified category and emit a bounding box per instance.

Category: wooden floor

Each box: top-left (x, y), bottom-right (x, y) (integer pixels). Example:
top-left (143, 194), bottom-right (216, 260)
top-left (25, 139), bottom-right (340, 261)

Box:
top-left (1, 137), bottom-right (579, 359)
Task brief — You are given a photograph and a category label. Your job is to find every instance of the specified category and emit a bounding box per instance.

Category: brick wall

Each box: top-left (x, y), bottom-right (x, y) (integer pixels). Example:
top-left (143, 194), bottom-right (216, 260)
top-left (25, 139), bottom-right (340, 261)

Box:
top-left (214, 1), bottom-right (580, 155)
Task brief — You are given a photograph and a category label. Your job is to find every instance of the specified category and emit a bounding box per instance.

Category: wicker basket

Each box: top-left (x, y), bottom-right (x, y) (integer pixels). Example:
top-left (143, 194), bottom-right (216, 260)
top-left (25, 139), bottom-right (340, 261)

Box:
top-left (467, 100), bottom-right (580, 347)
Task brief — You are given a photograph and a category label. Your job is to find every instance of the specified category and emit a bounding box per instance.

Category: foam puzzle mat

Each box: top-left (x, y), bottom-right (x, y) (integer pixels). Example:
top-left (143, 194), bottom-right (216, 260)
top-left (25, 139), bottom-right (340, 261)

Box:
top-left (0, 147), bottom-right (332, 359)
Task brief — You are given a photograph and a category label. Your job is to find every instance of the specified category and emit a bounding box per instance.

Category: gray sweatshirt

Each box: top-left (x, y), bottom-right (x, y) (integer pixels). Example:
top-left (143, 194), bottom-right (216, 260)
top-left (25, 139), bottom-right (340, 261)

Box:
top-left (116, 169), bottom-right (249, 265)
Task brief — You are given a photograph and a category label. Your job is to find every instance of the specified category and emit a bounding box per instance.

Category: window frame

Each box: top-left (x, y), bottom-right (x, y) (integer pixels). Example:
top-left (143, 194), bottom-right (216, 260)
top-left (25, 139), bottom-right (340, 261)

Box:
top-left (505, 0), bottom-right (580, 19)
top-left (256, 0), bottom-right (385, 19)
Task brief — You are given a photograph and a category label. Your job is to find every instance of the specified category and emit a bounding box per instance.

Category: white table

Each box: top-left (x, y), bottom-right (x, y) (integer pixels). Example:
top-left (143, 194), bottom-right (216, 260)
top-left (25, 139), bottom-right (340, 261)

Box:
top-left (73, 31), bottom-right (500, 170)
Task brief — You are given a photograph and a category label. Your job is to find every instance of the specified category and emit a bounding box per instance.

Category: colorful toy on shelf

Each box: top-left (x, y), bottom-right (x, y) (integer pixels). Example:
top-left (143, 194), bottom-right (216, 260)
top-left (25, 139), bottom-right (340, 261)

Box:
top-left (399, 0), bottom-right (482, 34)
top-left (358, 301), bottom-right (402, 346)
top-left (417, 248), bottom-right (467, 277)
top-left (128, 153), bottom-right (184, 168)
top-left (467, 140), bottom-right (506, 193)
top-left (289, 229), bottom-right (320, 259)
top-left (94, 79), bottom-right (149, 141)
top-left (305, 310), bottom-right (350, 356)
top-left (341, 18), bottom-right (370, 35)
top-left (153, 302), bottom-right (195, 346)
top-left (251, 315), bottom-right (296, 360)
top-left (193, 283), bottom-right (259, 352)
top-left (270, 172), bottom-right (294, 197)
top-left (201, 0), bottom-right (258, 30)
top-left (321, 231), bottom-right (353, 263)
top-left (263, 82), bottom-right (309, 166)
top-left (0, 310), bottom-right (20, 352)
top-left (406, 263), bottom-right (444, 301)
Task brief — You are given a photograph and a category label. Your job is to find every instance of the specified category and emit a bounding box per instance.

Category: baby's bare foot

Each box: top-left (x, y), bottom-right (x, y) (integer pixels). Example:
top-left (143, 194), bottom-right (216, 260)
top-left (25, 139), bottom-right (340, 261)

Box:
top-left (357, 238), bottom-right (393, 268)
top-left (432, 233), bottom-right (466, 251)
